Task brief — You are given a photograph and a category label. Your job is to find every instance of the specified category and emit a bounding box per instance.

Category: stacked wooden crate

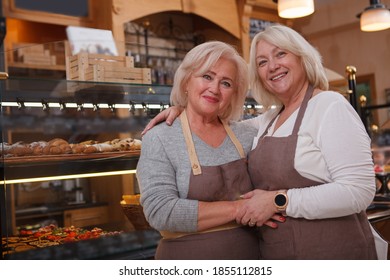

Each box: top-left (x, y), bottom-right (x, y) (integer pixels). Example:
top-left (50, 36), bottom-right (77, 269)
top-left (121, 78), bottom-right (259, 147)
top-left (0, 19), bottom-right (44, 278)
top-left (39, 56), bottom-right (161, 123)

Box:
top-left (66, 53), bottom-right (151, 84)
top-left (14, 43), bottom-right (57, 66)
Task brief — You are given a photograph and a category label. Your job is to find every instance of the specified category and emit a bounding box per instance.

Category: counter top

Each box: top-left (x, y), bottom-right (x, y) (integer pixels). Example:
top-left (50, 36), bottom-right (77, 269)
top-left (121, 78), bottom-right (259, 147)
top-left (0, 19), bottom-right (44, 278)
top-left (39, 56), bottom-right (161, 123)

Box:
top-left (367, 195), bottom-right (390, 223)
top-left (367, 208), bottom-right (390, 223)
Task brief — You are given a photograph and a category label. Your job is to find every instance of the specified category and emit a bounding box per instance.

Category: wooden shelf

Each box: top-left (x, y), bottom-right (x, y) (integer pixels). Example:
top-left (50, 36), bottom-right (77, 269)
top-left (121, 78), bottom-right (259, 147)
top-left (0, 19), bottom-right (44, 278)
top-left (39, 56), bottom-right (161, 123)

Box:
top-left (3, 150), bottom-right (140, 164)
top-left (8, 62), bottom-right (66, 71)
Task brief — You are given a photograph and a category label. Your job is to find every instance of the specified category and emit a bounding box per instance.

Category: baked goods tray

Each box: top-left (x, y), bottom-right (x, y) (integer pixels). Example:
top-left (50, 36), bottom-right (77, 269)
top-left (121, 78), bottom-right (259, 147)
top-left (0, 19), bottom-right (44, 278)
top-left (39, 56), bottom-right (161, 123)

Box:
top-left (2, 150), bottom-right (141, 164)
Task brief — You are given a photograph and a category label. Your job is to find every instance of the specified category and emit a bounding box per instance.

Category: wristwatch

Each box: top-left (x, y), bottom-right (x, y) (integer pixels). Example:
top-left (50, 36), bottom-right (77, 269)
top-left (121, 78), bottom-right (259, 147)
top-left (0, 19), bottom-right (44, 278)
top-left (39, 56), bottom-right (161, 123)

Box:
top-left (274, 190), bottom-right (288, 214)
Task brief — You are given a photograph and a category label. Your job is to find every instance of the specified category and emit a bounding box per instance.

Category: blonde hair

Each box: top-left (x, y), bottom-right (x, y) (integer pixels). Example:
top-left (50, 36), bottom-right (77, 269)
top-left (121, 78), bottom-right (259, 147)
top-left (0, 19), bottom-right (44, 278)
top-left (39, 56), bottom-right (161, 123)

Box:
top-left (249, 24), bottom-right (329, 109)
top-left (170, 41), bottom-right (249, 121)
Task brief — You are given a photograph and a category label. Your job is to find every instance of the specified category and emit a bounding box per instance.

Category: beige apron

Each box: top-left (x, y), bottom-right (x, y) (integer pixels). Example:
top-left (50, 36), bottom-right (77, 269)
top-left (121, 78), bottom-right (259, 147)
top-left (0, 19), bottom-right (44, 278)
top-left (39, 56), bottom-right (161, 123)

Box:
top-left (248, 85), bottom-right (377, 259)
top-left (155, 110), bottom-right (259, 260)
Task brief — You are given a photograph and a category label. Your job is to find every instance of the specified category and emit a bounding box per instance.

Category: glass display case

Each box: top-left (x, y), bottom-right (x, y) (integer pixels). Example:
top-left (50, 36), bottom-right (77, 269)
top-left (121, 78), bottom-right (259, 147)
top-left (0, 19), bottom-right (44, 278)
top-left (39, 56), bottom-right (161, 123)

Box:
top-left (359, 94), bottom-right (390, 259)
top-left (361, 101), bottom-right (390, 199)
top-left (0, 42), bottom-right (171, 259)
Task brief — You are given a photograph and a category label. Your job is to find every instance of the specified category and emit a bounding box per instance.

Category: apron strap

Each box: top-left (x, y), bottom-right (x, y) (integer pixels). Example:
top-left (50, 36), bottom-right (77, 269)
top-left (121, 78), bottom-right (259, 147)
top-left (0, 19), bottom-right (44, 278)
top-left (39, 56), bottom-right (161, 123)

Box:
top-left (292, 84), bottom-right (314, 135)
top-left (180, 110), bottom-right (247, 176)
top-left (260, 106), bottom-right (284, 138)
top-left (180, 110), bottom-right (202, 175)
top-left (222, 121), bottom-right (245, 159)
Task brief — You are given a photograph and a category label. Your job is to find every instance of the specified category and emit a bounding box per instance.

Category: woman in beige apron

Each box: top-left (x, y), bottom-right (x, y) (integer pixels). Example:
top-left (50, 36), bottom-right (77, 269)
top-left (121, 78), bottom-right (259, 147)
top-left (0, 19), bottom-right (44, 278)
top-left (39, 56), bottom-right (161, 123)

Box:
top-left (247, 85), bottom-right (377, 259)
top-left (155, 111), bottom-right (259, 260)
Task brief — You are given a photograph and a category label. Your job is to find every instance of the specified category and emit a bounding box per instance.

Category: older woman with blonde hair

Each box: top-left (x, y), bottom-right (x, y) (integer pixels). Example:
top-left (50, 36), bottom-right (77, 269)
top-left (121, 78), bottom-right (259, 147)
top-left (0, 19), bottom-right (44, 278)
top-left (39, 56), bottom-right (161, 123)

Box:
top-left (238, 24), bottom-right (385, 259)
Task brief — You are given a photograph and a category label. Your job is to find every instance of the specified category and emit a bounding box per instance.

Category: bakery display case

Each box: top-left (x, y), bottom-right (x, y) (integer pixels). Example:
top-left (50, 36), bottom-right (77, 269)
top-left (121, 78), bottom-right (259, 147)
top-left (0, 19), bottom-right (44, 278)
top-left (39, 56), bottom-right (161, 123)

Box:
top-left (358, 95), bottom-right (390, 258)
top-left (0, 41), bottom-right (168, 259)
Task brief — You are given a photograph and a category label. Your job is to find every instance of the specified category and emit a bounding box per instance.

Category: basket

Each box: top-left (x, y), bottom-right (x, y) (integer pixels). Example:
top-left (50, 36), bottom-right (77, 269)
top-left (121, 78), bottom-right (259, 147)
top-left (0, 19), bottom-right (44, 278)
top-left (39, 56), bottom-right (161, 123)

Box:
top-left (121, 203), bottom-right (152, 230)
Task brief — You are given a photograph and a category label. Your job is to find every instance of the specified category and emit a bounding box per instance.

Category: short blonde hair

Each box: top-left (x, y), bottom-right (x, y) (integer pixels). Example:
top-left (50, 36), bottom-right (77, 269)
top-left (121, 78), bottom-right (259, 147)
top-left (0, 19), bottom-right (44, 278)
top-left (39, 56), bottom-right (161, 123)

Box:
top-left (170, 41), bottom-right (249, 121)
top-left (249, 24), bottom-right (329, 109)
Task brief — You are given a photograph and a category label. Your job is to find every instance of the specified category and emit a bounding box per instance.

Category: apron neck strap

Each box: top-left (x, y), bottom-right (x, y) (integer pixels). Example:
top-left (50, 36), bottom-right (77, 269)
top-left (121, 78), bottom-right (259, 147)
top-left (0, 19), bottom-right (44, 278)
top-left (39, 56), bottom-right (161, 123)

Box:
top-left (222, 120), bottom-right (246, 159)
top-left (180, 110), bottom-right (246, 176)
top-left (180, 110), bottom-right (202, 175)
top-left (292, 84), bottom-right (314, 135)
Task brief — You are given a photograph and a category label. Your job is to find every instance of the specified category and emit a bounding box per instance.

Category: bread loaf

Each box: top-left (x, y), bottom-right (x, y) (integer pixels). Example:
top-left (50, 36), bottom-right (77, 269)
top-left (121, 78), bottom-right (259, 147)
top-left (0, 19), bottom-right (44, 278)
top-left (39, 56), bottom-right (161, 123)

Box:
top-left (69, 143), bottom-right (98, 154)
top-left (29, 141), bottom-right (48, 155)
top-left (1, 142), bottom-right (12, 155)
top-left (110, 138), bottom-right (141, 151)
top-left (8, 142), bottom-right (33, 156)
top-left (130, 139), bottom-right (142, 150)
top-left (83, 145), bottom-right (98, 154)
top-left (70, 143), bottom-right (87, 154)
top-left (93, 143), bottom-right (114, 152)
top-left (42, 145), bottom-right (62, 155)
top-left (111, 139), bottom-right (131, 151)
top-left (44, 138), bottom-right (72, 155)
top-left (48, 138), bottom-right (68, 146)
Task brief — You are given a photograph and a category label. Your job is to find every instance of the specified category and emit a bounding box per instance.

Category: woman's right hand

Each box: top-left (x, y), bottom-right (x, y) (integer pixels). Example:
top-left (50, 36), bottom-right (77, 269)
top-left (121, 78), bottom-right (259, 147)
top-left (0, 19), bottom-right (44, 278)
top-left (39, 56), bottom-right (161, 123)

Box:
top-left (141, 106), bottom-right (184, 135)
top-left (234, 198), bottom-right (284, 229)
top-left (236, 189), bottom-right (279, 227)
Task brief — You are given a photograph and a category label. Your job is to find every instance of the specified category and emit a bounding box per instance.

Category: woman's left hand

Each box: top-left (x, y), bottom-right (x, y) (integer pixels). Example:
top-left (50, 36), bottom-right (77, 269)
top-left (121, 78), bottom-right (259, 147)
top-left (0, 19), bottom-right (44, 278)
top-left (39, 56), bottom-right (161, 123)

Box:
top-left (236, 189), bottom-right (279, 227)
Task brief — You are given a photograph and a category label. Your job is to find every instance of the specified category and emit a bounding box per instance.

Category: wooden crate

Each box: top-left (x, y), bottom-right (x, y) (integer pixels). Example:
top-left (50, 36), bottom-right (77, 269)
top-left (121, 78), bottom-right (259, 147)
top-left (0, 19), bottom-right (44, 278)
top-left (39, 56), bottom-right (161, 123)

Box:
top-left (66, 53), bottom-right (151, 84)
top-left (13, 43), bottom-right (57, 66)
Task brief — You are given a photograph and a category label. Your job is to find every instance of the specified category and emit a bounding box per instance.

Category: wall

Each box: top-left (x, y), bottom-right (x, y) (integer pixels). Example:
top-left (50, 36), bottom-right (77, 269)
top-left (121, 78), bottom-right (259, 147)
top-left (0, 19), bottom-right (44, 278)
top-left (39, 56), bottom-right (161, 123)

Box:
top-left (293, 0), bottom-right (390, 106)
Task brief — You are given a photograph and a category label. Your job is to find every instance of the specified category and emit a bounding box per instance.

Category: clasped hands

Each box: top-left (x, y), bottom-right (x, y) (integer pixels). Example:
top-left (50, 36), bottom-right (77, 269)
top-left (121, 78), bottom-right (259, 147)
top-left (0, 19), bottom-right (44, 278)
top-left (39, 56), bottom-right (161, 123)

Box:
top-left (235, 189), bottom-right (285, 229)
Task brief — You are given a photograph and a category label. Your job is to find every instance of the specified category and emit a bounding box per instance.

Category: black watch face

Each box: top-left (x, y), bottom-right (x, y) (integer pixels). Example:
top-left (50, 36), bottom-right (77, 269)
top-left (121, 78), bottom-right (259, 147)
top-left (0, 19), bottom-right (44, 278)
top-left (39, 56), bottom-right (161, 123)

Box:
top-left (275, 194), bottom-right (287, 206)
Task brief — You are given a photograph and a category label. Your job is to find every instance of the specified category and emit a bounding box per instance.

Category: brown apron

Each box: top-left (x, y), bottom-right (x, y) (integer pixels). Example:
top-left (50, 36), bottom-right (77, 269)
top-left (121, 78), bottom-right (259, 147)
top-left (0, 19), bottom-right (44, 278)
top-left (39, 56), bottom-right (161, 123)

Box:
top-left (248, 85), bottom-right (377, 260)
top-left (155, 110), bottom-right (259, 260)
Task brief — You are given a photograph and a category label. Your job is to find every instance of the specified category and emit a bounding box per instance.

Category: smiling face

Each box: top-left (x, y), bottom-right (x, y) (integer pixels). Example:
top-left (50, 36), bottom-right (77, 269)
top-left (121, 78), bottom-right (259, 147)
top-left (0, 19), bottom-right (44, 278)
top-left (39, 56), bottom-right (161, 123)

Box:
top-left (255, 40), bottom-right (307, 101)
top-left (186, 57), bottom-right (237, 119)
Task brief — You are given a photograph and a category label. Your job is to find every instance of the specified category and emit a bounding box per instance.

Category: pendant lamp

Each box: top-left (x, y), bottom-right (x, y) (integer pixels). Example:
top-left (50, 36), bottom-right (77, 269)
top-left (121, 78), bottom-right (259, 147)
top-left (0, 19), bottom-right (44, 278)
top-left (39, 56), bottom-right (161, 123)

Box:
top-left (357, 0), bottom-right (390, 32)
top-left (273, 0), bottom-right (315, 19)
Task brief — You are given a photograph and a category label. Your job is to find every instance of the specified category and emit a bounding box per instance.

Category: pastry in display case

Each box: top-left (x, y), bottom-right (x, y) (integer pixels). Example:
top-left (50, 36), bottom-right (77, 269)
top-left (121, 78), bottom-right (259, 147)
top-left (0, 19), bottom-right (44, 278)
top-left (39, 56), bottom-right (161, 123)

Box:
top-left (0, 41), bottom-right (168, 259)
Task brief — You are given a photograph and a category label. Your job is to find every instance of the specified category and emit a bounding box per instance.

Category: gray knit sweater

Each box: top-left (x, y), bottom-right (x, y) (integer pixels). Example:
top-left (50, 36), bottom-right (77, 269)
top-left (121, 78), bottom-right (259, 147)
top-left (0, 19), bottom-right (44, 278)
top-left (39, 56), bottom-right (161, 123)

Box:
top-left (136, 118), bottom-right (257, 232)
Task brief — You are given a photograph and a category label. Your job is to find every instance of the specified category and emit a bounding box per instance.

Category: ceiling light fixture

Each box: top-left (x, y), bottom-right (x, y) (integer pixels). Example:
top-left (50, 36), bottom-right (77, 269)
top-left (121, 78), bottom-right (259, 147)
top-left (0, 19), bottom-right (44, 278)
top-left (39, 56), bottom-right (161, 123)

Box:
top-left (272, 0), bottom-right (315, 19)
top-left (357, 0), bottom-right (390, 32)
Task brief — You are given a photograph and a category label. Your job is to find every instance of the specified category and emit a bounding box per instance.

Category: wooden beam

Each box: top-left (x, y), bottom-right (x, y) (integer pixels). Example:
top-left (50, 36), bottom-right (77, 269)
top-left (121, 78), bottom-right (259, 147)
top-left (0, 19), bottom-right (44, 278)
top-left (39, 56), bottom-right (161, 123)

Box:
top-left (246, 0), bottom-right (277, 10)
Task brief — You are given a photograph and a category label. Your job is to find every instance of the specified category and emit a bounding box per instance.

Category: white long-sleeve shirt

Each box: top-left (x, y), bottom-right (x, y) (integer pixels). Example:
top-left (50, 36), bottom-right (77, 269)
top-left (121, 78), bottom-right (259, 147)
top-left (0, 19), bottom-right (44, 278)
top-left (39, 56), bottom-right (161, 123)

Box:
top-left (244, 90), bottom-right (376, 219)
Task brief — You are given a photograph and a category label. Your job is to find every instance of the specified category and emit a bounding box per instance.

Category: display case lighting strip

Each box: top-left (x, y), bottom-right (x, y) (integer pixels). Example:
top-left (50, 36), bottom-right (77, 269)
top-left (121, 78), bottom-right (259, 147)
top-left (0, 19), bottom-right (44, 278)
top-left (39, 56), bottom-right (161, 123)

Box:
top-left (2, 102), bottom-right (264, 110)
top-left (0, 169), bottom-right (137, 185)
top-left (0, 102), bottom-right (169, 110)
